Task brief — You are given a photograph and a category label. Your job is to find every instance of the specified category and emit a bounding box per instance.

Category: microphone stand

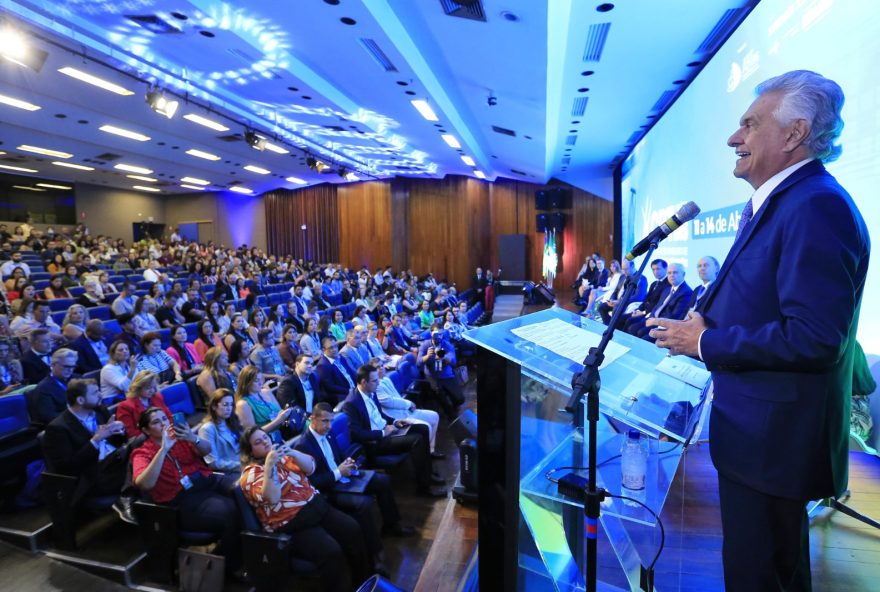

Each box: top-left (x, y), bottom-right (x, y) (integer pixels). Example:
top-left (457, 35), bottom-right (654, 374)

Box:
top-left (565, 244), bottom-right (656, 592)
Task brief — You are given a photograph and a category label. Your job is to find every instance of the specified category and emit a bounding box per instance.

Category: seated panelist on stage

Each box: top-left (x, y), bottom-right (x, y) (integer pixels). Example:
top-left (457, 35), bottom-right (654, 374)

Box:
top-left (624, 262), bottom-right (691, 341)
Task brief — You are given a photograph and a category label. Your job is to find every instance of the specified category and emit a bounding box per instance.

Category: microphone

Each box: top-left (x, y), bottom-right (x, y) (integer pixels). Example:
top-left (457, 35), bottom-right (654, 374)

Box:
top-left (625, 201), bottom-right (700, 261)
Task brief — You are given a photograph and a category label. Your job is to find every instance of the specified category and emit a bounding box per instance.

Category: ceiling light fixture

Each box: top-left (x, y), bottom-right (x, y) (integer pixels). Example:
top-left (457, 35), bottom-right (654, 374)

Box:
top-left (0, 164), bottom-right (38, 173)
top-left (337, 166), bottom-right (348, 178)
top-left (461, 155), bottom-right (475, 166)
top-left (185, 148), bottom-right (221, 161)
top-left (441, 134), bottom-right (461, 148)
top-left (263, 142), bottom-right (289, 154)
top-left (145, 86), bottom-right (179, 119)
top-left (0, 26), bottom-right (48, 72)
top-left (306, 157), bottom-right (329, 173)
top-left (180, 176), bottom-right (210, 186)
top-left (53, 161), bottom-right (93, 171)
top-left (410, 99), bottom-right (439, 121)
top-left (245, 131), bottom-right (267, 151)
top-left (183, 113), bottom-right (230, 132)
top-left (244, 165), bottom-right (270, 175)
top-left (180, 184), bottom-right (206, 191)
top-left (126, 174), bottom-right (157, 182)
top-left (0, 93), bottom-right (41, 111)
top-left (36, 183), bottom-right (72, 190)
top-left (229, 186), bottom-right (254, 194)
top-left (114, 163), bottom-right (154, 174)
top-left (133, 185), bottom-right (161, 192)
top-left (285, 176), bottom-right (307, 185)
top-left (474, 170), bottom-right (486, 179)
top-left (12, 185), bottom-right (46, 192)
top-left (99, 124), bottom-right (151, 142)
top-left (58, 66), bottom-right (134, 95)
top-left (345, 172), bottom-right (359, 181)
top-left (17, 144), bottom-right (73, 159)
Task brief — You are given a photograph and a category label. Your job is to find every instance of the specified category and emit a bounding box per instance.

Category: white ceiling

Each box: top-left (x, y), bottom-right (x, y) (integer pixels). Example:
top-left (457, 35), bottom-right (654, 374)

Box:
top-left (0, 0), bottom-right (756, 197)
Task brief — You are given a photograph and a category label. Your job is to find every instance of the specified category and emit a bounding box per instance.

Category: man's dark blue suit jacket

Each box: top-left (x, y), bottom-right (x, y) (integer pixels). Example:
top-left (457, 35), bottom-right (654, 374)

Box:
top-left (697, 160), bottom-right (870, 502)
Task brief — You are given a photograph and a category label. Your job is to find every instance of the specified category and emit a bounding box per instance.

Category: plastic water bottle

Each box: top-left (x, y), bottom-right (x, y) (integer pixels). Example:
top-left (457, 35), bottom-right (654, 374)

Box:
top-left (620, 429), bottom-right (648, 504)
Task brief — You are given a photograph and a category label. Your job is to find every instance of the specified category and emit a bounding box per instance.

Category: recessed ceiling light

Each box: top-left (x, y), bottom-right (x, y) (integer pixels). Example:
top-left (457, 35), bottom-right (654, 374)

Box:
top-left (17, 144), bottom-right (73, 159)
top-left (133, 185), bottom-right (161, 192)
top-left (411, 99), bottom-right (439, 121)
top-left (99, 124), bottom-right (151, 141)
top-left (244, 165), bottom-right (270, 175)
top-left (58, 66), bottom-right (135, 96)
top-left (115, 163), bottom-right (153, 174)
top-left (35, 183), bottom-right (72, 190)
top-left (53, 161), bottom-right (94, 171)
top-left (461, 155), bottom-right (475, 166)
top-left (185, 148), bottom-right (221, 161)
top-left (263, 141), bottom-right (289, 154)
top-left (0, 93), bottom-right (41, 111)
top-left (182, 113), bottom-right (230, 132)
top-left (12, 185), bottom-right (45, 192)
top-left (126, 174), bottom-right (157, 182)
top-left (441, 134), bottom-right (461, 149)
top-left (0, 163), bottom-right (38, 173)
top-left (285, 176), bottom-right (307, 185)
top-left (181, 176), bottom-right (210, 186)
top-left (474, 170), bottom-right (486, 179)
top-left (180, 184), bottom-right (206, 191)
top-left (229, 186), bottom-right (253, 194)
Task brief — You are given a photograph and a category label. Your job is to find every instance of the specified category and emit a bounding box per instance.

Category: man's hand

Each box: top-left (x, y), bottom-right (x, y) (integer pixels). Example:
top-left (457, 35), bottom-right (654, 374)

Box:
top-left (631, 309), bottom-right (646, 318)
top-left (382, 425), bottom-right (396, 437)
top-left (339, 457), bottom-right (356, 477)
top-left (646, 311), bottom-right (706, 357)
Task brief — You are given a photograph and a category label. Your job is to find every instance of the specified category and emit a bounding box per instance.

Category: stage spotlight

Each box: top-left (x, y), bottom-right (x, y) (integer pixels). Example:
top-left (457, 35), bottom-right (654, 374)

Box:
top-left (0, 25), bottom-right (48, 72)
top-left (337, 166), bottom-right (348, 178)
top-left (245, 130), bottom-right (267, 151)
top-left (145, 87), bottom-right (179, 119)
top-left (307, 157), bottom-right (329, 173)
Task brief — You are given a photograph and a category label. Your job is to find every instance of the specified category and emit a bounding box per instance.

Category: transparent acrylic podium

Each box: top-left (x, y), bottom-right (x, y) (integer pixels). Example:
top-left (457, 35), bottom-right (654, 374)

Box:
top-left (465, 307), bottom-right (712, 592)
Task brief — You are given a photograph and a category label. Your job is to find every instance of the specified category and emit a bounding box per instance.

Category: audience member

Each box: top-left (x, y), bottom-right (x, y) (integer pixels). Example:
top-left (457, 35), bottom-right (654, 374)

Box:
top-left (21, 328), bottom-right (55, 384)
top-left (194, 318), bottom-right (223, 361)
top-left (100, 340), bottom-right (138, 402)
top-left (417, 327), bottom-right (465, 414)
top-left (43, 274), bottom-right (72, 300)
top-left (234, 366), bottom-right (291, 444)
top-left (342, 364), bottom-right (445, 497)
top-left (316, 337), bottom-right (357, 404)
top-left (41, 378), bottom-right (137, 524)
top-left (71, 319), bottom-right (110, 374)
top-left (26, 348), bottom-right (78, 427)
top-left (132, 296), bottom-right (161, 337)
top-left (249, 328), bottom-right (286, 380)
top-left (198, 388), bottom-right (243, 474)
top-left (371, 358), bottom-right (441, 456)
top-left (240, 426), bottom-right (369, 591)
top-left (0, 339), bottom-right (23, 394)
top-left (116, 370), bottom-right (173, 438)
top-left (278, 324), bottom-right (301, 370)
top-left (137, 331), bottom-right (182, 384)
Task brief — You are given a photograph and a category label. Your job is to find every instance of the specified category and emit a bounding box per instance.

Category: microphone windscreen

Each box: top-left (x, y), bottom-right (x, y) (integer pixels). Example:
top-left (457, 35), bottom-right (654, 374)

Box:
top-left (677, 201), bottom-right (701, 223)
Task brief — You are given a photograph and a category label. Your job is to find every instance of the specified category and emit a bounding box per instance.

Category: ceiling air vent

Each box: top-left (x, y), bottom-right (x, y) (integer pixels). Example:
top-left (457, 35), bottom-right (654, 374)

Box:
top-left (491, 125), bottom-right (516, 137)
top-left (359, 39), bottom-right (398, 72)
top-left (510, 168), bottom-right (527, 176)
top-left (565, 135), bottom-right (577, 146)
top-left (93, 152), bottom-right (123, 162)
top-left (583, 22), bottom-right (611, 62)
top-left (571, 97), bottom-right (589, 117)
top-left (217, 134), bottom-right (244, 142)
top-left (126, 15), bottom-right (181, 34)
top-left (651, 90), bottom-right (677, 113)
top-left (439, 0), bottom-right (486, 22)
top-left (696, 7), bottom-right (750, 55)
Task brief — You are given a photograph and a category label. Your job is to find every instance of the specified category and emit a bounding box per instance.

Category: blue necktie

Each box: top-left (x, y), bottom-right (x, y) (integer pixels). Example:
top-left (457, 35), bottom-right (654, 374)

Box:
top-left (735, 198), bottom-right (754, 242)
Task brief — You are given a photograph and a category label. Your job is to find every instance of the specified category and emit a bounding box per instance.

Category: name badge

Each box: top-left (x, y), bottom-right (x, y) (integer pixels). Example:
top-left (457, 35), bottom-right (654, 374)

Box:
top-left (179, 475), bottom-right (193, 490)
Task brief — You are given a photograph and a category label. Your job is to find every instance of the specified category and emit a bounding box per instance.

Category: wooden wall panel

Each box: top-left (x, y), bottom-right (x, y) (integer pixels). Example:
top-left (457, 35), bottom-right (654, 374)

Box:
top-left (263, 175), bottom-right (612, 290)
top-left (337, 181), bottom-right (392, 271)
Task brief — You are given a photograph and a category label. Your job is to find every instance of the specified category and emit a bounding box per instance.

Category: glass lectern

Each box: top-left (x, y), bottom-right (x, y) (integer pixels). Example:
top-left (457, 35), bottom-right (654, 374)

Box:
top-left (465, 307), bottom-right (712, 592)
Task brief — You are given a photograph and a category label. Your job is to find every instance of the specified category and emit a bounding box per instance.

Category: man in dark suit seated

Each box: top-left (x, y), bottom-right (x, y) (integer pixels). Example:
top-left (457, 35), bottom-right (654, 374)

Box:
top-left (315, 337), bottom-right (357, 404)
top-left (276, 353), bottom-right (328, 413)
top-left (342, 365), bottom-right (446, 498)
top-left (21, 328), bottom-right (55, 384)
top-left (41, 378), bottom-right (138, 523)
top-left (686, 256), bottom-right (720, 311)
top-left (608, 258), bottom-right (668, 329)
top-left (624, 263), bottom-right (692, 341)
top-left (70, 319), bottom-right (110, 375)
top-left (26, 348), bottom-right (78, 428)
top-left (295, 402), bottom-right (414, 537)
top-left (597, 259), bottom-right (648, 326)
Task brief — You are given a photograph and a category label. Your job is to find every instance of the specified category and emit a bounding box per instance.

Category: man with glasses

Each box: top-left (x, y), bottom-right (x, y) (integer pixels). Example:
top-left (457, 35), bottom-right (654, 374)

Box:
top-left (26, 348), bottom-right (78, 427)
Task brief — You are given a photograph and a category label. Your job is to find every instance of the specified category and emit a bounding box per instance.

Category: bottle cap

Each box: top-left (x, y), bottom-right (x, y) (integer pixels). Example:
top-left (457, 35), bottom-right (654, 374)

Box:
top-left (627, 429), bottom-right (641, 440)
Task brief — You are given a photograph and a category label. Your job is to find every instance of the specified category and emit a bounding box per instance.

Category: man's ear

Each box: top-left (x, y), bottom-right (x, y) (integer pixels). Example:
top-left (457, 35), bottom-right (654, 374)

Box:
top-left (784, 118), bottom-right (810, 152)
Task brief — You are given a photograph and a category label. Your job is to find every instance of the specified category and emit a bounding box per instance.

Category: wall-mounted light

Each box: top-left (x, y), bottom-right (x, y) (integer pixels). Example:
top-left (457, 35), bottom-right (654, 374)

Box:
top-left (245, 131), bottom-right (267, 151)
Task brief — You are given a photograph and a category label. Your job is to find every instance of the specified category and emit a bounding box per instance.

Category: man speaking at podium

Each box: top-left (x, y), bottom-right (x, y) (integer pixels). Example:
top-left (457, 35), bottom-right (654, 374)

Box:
top-left (647, 71), bottom-right (870, 591)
